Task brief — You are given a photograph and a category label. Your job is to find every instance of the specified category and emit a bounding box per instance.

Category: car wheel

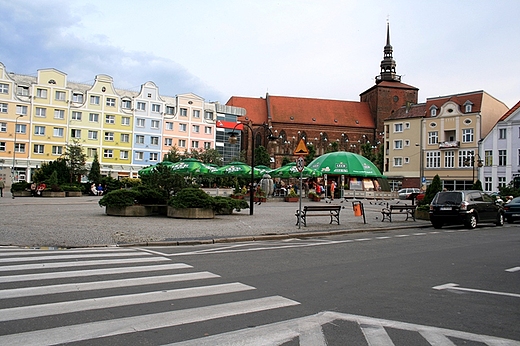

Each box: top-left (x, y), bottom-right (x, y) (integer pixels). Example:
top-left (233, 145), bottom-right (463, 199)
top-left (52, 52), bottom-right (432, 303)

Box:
top-left (496, 213), bottom-right (504, 226)
top-left (464, 214), bottom-right (477, 229)
top-left (431, 220), bottom-right (443, 229)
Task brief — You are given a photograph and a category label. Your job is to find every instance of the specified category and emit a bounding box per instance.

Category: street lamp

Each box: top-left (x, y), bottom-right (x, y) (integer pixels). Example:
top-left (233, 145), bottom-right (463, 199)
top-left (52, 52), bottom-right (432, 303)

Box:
top-left (228, 123), bottom-right (277, 215)
top-left (12, 114), bottom-right (24, 199)
top-left (464, 154), bottom-right (483, 183)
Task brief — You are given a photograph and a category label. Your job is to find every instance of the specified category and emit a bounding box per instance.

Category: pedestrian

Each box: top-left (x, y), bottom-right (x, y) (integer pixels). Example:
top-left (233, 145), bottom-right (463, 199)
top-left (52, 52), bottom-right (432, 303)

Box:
top-left (30, 182), bottom-right (37, 197)
top-left (0, 177), bottom-right (4, 197)
top-left (330, 181), bottom-right (336, 200)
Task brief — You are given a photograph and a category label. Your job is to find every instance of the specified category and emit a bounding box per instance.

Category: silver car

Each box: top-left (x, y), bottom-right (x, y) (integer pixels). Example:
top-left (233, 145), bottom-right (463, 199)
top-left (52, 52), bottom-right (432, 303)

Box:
top-left (398, 188), bottom-right (420, 200)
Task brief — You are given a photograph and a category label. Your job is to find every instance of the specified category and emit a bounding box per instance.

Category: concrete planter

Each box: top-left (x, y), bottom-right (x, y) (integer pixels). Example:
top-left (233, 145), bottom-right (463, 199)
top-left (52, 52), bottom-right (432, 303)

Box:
top-left (284, 197), bottom-right (299, 202)
top-left (106, 205), bottom-right (153, 217)
top-left (12, 191), bottom-right (32, 197)
top-left (167, 206), bottom-right (215, 219)
top-left (65, 191), bottom-right (82, 197)
top-left (415, 209), bottom-right (430, 220)
top-left (41, 191), bottom-right (66, 198)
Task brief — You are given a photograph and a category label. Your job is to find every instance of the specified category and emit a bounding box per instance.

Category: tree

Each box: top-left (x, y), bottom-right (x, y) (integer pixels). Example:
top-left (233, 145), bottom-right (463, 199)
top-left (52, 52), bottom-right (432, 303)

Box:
top-left (32, 159), bottom-right (70, 185)
top-left (140, 164), bottom-right (186, 199)
top-left (254, 145), bottom-right (271, 167)
top-left (88, 153), bottom-right (101, 183)
top-left (163, 145), bottom-right (183, 163)
top-left (420, 174), bottom-right (442, 206)
top-left (471, 179), bottom-right (483, 191)
top-left (194, 148), bottom-right (223, 166)
top-left (281, 156), bottom-right (292, 166)
top-left (65, 139), bottom-right (87, 183)
top-left (305, 144), bottom-right (316, 165)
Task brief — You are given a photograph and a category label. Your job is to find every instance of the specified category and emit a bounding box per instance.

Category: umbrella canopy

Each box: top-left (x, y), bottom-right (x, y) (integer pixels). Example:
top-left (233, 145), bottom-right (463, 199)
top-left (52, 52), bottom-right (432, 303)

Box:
top-left (254, 165), bottom-right (272, 176)
top-left (269, 162), bottom-right (322, 179)
top-left (168, 158), bottom-right (218, 176)
top-left (307, 151), bottom-right (383, 177)
top-left (215, 161), bottom-right (262, 178)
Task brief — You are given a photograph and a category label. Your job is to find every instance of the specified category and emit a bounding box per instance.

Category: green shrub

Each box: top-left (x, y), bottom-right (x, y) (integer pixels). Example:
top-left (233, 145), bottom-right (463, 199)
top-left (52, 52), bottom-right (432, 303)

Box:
top-left (11, 181), bottom-right (29, 192)
top-left (134, 185), bottom-right (167, 204)
top-left (168, 188), bottom-right (214, 209)
top-left (213, 196), bottom-right (249, 214)
top-left (98, 189), bottom-right (139, 208)
top-left (61, 184), bottom-right (81, 192)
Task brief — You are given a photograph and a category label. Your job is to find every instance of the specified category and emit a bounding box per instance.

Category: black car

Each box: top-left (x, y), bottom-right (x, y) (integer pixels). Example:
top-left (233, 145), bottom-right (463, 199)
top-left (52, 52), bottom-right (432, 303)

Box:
top-left (429, 190), bottom-right (504, 229)
top-left (503, 196), bottom-right (520, 223)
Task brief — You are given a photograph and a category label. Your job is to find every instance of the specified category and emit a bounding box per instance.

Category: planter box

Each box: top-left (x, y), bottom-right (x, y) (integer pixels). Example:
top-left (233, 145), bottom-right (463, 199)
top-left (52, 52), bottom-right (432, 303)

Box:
top-left (415, 209), bottom-right (430, 220)
top-left (285, 197), bottom-right (299, 202)
top-left (254, 197), bottom-right (267, 203)
top-left (106, 205), bottom-right (154, 217)
top-left (41, 191), bottom-right (66, 198)
top-left (230, 195), bottom-right (244, 200)
top-left (216, 207), bottom-right (234, 215)
top-left (12, 191), bottom-right (32, 197)
top-left (167, 206), bottom-right (215, 219)
top-left (65, 191), bottom-right (82, 197)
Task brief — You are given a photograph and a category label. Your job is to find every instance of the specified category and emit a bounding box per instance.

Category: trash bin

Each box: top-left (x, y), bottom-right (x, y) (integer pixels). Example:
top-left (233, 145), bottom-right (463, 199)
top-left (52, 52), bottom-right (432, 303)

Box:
top-left (352, 201), bottom-right (363, 216)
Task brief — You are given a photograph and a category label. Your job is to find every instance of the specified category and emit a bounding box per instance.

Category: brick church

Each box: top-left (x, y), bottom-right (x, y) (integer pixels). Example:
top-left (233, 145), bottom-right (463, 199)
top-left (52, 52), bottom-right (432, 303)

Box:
top-left (226, 24), bottom-right (419, 167)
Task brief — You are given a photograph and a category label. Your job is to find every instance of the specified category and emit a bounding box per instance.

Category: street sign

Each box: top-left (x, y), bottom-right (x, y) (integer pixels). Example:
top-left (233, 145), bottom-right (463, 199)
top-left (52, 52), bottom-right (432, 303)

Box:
top-left (293, 139), bottom-right (309, 156)
top-left (296, 156), bottom-right (305, 172)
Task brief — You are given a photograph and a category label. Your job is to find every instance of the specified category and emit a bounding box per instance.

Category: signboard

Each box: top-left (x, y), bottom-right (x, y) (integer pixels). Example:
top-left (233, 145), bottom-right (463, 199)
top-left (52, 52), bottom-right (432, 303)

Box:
top-left (293, 138), bottom-right (309, 156)
top-left (296, 156), bottom-right (305, 172)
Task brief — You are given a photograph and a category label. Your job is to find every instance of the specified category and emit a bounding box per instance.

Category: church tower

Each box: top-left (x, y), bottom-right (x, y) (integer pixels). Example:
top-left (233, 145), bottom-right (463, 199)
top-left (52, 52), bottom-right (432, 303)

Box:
top-left (360, 22), bottom-right (419, 134)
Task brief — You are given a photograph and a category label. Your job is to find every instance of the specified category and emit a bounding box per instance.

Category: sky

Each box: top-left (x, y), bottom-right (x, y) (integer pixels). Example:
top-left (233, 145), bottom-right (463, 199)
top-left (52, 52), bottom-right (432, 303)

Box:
top-left (1, 0), bottom-right (519, 108)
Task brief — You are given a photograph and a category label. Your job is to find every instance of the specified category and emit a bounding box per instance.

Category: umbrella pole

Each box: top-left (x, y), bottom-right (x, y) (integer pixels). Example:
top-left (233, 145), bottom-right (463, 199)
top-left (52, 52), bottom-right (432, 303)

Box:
top-left (250, 143), bottom-right (255, 215)
top-left (298, 170), bottom-right (302, 229)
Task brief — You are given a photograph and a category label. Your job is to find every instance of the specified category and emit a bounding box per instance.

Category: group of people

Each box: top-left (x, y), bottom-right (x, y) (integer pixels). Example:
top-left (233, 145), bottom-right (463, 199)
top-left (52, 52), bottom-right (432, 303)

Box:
top-left (90, 183), bottom-right (105, 196)
top-left (29, 182), bottom-right (47, 196)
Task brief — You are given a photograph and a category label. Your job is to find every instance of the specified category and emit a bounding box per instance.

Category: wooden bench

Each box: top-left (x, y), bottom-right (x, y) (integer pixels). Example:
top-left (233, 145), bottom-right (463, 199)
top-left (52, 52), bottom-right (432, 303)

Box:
top-left (381, 204), bottom-right (417, 222)
top-left (295, 205), bottom-right (341, 227)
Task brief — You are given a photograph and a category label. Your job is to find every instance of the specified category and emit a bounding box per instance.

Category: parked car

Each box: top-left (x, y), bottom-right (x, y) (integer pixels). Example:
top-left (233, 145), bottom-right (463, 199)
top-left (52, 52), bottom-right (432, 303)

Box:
top-left (398, 188), bottom-right (420, 200)
top-left (429, 190), bottom-right (504, 229)
top-left (503, 196), bottom-right (520, 223)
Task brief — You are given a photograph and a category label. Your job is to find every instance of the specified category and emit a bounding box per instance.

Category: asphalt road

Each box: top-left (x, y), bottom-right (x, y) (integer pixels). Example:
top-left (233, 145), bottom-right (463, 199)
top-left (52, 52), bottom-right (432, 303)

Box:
top-left (1, 224), bottom-right (519, 345)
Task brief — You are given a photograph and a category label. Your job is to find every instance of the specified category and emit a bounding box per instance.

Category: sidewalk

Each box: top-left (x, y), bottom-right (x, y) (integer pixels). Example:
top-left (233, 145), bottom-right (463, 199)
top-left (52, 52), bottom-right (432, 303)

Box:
top-left (0, 191), bottom-right (430, 248)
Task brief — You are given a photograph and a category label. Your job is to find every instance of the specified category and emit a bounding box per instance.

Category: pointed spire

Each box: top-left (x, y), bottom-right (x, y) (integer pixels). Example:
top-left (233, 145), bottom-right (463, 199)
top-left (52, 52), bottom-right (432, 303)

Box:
top-left (376, 22), bottom-right (401, 83)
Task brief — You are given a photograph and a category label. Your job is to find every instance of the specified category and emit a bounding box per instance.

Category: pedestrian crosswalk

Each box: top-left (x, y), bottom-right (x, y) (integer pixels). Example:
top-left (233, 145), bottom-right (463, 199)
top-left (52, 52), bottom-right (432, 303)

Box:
top-left (0, 247), bottom-right (300, 345)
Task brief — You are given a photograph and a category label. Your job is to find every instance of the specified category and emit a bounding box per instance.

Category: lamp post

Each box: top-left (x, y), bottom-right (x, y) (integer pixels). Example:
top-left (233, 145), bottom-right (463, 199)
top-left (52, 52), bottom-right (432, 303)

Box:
top-left (228, 123), bottom-right (277, 215)
top-left (12, 114), bottom-right (24, 199)
top-left (464, 154), bottom-right (483, 183)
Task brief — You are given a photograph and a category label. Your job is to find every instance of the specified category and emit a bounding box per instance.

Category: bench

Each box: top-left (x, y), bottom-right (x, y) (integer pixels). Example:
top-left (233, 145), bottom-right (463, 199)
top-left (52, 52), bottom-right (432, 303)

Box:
top-left (295, 205), bottom-right (341, 227)
top-left (381, 204), bottom-right (417, 222)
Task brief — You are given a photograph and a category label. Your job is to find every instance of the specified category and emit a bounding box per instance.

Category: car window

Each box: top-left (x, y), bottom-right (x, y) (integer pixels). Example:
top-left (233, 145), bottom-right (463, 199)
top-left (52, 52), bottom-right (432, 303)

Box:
top-left (435, 192), bottom-right (462, 204)
top-left (470, 192), bottom-right (483, 202)
top-left (482, 194), bottom-right (493, 202)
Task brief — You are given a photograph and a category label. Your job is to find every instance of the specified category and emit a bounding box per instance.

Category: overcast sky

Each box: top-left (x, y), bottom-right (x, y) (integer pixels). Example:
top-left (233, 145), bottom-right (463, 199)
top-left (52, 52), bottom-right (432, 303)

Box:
top-left (1, 0), bottom-right (518, 108)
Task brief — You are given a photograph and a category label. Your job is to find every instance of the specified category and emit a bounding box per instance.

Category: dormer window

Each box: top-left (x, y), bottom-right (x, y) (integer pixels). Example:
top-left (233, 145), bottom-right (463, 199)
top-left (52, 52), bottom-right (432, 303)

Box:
top-left (464, 100), bottom-right (473, 113)
top-left (430, 105), bottom-right (438, 117)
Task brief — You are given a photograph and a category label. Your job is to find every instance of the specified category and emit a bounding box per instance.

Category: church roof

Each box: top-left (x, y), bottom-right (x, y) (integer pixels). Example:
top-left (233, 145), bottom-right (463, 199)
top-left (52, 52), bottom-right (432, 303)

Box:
top-left (226, 95), bottom-right (375, 128)
top-left (498, 99), bottom-right (520, 122)
top-left (360, 80), bottom-right (419, 96)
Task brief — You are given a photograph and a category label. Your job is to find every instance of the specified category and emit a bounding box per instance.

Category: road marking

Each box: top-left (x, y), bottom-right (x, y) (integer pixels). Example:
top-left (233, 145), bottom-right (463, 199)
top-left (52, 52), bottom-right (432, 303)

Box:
top-left (0, 251), bottom-right (151, 263)
top-left (433, 283), bottom-right (520, 298)
top-left (376, 236), bottom-right (391, 240)
top-left (0, 263), bottom-right (192, 283)
top-left (0, 248), bottom-right (138, 257)
top-left (506, 267), bottom-right (520, 272)
top-left (0, 282), bottom-right (254, 322)
top-left (360, 322), bottom-right (396, 345)
top-left (0, 296), bottom-right (300, 346)
top-left (0, 272), bottom-right (219, 299)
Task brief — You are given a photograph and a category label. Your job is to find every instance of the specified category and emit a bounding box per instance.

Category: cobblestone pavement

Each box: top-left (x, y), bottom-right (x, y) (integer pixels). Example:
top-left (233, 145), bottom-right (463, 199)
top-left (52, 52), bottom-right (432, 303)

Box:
top-left (0, 191), bottom-right (430, 248)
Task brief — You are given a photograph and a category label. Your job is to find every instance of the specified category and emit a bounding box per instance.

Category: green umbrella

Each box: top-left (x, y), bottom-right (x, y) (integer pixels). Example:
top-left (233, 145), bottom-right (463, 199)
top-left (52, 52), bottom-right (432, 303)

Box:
top-left (254, 165), bottom-right (272, 176)
top-left (269, 162), bottom-right (322, 178)
top-left (168, 158), bottom-right (218, 176)
top-left (307, 151), bottom-right (383, 177)
top-left (215, 161), bottom-right (262, 178)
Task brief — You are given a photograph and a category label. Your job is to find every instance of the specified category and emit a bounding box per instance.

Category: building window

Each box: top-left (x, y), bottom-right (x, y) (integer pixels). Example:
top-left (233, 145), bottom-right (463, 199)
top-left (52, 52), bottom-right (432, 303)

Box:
top-left (152, 104), bottom-right (161, 113)
top-left (166, 106), bottom-right (175, 115)
top-left (54, 109), bottom-right (65, 119)
top-left (87, 148), bottom-right (97, 158)
top-left (90, 95), bottom-right (100, 105)
top-left (0, 141), bottom-right (5, 151)
top-left (36, 88), bottom-right (47, 98)
top-left (72, 93), bottom-right (83, 103)
top-left (136, 135), bottom-right (145, 144)
top-left (105, 115), bottom-right (115, 124)
top-left (14, 143), bottom-right (25, 153)
top-left (71, 129), bottom-right (81, 138)
top-left (193, 109), bottom-right (200, 118)
top-left (137, 102), bottom-right (146, 111)
top-left (55, 91), bottom-right (66, 101)
top-left (179, 123), bottom-right (187, 132)
top-left (136, 118), bottom-right (145, 127)
top-left (428, 131), bottom-right (438, 145)
top-left (0, 122), bottom-right (6, 132)
top-left (394, 123), bottom-right (403, 132)
top-left (17, 85), bottom-right (29, 96)
top-left (205, 126), bottom-right (212, 134)
top-left (499, 128), bottom-right (506, 139)
top-left (191, 140), bottom-right (199, 148)
top-left (33, 144), bottom-right (44, 154)
top-left (458, 150), bottom-right (475, 167)
top-left (150, 153), bottom-right (158, 161)
top-left (204, 142), bottom-right (211, 149)
top-left (430, 106), bottom-right (438, 117)
top-left (444, 151), bottom-right (454, 168)
top-left (393, 157), bottom-right (403, 167)
top-left (16, 105), bottom-right (28, 115)
top-left (34, 126), bottom-right (45, 136)
top-left (106, 98), bottom-right (116, 107)
top-left (165, 122), bottom-right (173, 130)
top-left (120, 150), bottom-right (129, 160)
top-left (485, 177), bottom-right (493, 192)
top-left (151, 120), bottom-right (160, 129)
top-left (103, 149), bottom-right (113, 158)
top-left (0, 83), bottom-right (9, 94)
top-left (53, 127), bottom-right (64, 137)
top-left (35, 107), bottom-right (46, 117)
top-left (180, 108), bottom-right (187, 117)
top-left (498, 149), bottom-right (507, 166)
top-left (485, 150), bottom-right (492, 166)
top-left (104, 132), bottom-right (114, 141)
top-left (204, 111), bottom-right (213, 120)
top-left (393, 140), bottom-right (403, 149)
top-left (178, 139), bottom-right (186, 148)
top-left (0, 103), bottom-right (7, 113)
top-left (88, 130), bottom-right (98, 140)
top-left (462, 128), bottom-right (474, 143)
top-left (122, 100), bottom-right (132, 109)
top-left (193, 125), bottom-right (200, 133)
top-left (165, 138), bottom-right (173, 146)
top-left (150, 136), bottom-right (159, 145)
top-left (71, 111), bottom-right (82, 120)
top-left (89, 113), bottom-right (99, 122)
top-left (426, 151), bottom-right (441, 168)
top-left (16, 123), bottom-right (27, 134)
top-left (135, 151), bottom-right (144, 160)
top-left (498, 176), bottom-right (506, 188)
top-left (464, 101), bottom-right (473, 113)
top-left (121, 117), bottom-right (130, 126)
top-left (52, 145), bottom-right (63, 155)
top-left (120, 133), bottom-right (129, 143)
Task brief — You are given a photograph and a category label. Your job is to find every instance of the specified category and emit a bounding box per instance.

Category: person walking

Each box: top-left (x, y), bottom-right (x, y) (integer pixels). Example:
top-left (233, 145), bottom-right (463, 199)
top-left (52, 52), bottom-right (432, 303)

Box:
top-left (0, 178), bottom-right (5, 197)
top-left (330, 180), bottom-right (336, 200)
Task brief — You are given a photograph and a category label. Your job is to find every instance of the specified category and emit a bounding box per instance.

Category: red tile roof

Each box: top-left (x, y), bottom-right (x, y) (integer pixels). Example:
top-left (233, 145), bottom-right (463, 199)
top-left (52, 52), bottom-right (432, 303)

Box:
top-left (360, 80), bottom-right (419, 95)
top-left (227, 95), bottom-right (374, 128)
top-left (425, 90), bottom-right (484, 117)
top-left (388, 103), bottom-right (426, 120)
top-left (498, 99), bottom-right (520, 122)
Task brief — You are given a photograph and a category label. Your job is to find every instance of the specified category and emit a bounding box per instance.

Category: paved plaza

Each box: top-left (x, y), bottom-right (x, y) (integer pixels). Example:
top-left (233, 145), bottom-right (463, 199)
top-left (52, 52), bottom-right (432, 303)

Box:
top-left (0, 191), bottom-right (430, 248)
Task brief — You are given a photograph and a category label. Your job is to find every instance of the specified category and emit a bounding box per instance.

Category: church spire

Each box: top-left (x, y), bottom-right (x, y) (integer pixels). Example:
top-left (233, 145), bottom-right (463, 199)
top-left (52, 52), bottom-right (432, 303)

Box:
top-left (376, 22), bottom-right (400, 83)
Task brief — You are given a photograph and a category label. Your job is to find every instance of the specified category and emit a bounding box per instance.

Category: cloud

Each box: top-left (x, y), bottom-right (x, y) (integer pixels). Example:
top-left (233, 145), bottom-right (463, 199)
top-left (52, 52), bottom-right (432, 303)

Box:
top-left (0, 0), bottom-right (225, 101)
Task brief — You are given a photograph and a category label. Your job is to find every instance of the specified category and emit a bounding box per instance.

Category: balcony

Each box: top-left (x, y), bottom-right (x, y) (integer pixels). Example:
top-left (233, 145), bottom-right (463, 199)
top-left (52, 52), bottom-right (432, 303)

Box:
top-left (439, 141), bottom-right (460, 149)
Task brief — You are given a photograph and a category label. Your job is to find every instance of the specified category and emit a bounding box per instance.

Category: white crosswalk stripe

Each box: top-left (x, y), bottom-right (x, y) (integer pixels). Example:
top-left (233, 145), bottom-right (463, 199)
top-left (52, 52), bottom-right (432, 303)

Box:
top-left (0, 248), bottom-right (300, 345)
